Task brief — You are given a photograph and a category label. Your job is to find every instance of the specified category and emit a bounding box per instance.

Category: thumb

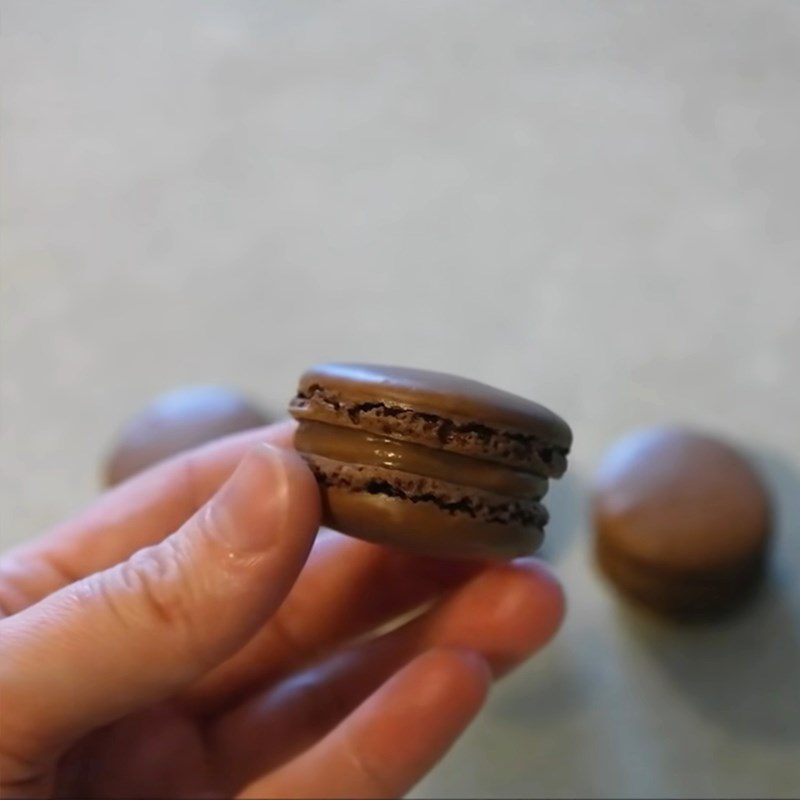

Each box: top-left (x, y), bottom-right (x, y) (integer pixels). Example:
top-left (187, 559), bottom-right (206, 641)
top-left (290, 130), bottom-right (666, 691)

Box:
top-left (0, 443), bottom-right (320, 766)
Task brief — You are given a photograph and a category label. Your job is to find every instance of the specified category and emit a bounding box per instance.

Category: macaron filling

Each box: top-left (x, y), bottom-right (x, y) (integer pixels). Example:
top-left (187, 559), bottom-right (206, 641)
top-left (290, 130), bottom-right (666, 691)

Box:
top-left (295, 420), bottom-right (548, 499)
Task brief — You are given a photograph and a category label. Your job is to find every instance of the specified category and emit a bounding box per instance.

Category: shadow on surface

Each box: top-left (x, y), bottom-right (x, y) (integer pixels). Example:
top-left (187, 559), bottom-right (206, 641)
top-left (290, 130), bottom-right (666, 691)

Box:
top-left (490, 646), bottom-right (592, 726)
top-left (624, 447), bottom-right (800, 743)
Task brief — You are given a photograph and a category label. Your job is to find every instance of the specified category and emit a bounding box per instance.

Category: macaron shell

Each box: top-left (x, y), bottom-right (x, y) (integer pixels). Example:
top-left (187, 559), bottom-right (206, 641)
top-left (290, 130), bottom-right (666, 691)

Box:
top-left (593, 428), bottom-right (770, 574)
top-left (320, 485), bottom-right (542, 560)
top-left (596, 536), bottom-right (766, 617)
top-left (104, 386), bottom-right (271, 487)
top-left (303, 456), bottom-right (547, 528)
top-left (297, 363), bottom-right (572, 448)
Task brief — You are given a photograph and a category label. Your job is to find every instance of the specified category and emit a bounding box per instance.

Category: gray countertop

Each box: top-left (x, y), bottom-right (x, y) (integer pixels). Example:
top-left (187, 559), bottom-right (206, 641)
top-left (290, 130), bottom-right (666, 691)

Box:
top-left (2, 2), bottom-right (799, 796)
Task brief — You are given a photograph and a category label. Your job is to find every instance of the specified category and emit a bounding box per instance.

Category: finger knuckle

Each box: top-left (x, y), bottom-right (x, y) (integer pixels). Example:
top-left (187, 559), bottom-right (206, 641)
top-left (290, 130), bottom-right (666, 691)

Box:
top-left (94, 539), bottom-right (208, 666)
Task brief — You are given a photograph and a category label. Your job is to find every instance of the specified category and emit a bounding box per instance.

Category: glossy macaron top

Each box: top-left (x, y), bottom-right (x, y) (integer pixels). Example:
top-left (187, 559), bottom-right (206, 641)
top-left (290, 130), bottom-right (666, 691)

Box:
top-left (593, 428), bottom-right (771, 573)
top-left (289, 363), bottom-right (572, 475)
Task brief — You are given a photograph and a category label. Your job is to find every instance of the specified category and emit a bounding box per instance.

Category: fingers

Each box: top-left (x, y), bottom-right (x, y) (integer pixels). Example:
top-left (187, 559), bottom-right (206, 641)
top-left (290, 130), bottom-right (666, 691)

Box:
top-left (0, 444), bottom-right (320, 775)
top-left (240, 648), bottom-right (490, 800)
top-left (212, 559), bottom-right (564, 789)
top-left (0, 421), bottom-right (296, 616)
top-left (183, 534), bottom-right (480, 713)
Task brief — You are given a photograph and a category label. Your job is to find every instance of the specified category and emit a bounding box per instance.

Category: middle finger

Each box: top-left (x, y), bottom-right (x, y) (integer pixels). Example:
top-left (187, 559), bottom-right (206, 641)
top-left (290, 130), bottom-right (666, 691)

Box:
top-left (208, 557), bottom-right (564, 792)
top-left (181, 531), bottom-right (480, 714)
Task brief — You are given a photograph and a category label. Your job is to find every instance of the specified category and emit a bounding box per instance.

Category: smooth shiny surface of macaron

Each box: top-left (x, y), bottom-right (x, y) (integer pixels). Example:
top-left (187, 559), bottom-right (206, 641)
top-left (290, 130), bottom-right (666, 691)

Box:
top-left (103, 386), bottom-right (271, 487)
top-left (593, 427), bottom-right (771, 618)
top-left (289, 363), bottom-right (572, 559)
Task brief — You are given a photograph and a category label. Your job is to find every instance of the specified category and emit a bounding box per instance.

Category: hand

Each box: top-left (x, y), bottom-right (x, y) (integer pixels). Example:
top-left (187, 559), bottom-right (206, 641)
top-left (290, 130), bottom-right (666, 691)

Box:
top-left (0, 421), bottom-right (564, 799)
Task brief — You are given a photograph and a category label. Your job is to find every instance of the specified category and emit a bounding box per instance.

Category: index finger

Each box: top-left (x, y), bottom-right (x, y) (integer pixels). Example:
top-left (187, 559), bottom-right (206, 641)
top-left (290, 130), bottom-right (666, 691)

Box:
top-left (0, 420), bottom-right (296, 615)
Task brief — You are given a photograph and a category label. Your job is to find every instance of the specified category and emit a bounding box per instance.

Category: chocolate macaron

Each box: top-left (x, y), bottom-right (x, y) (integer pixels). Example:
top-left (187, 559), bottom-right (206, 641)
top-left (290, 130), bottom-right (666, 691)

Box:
top-left (104, 386), bottom-right (271, 487)
top-left (289, 363), bottom-right (572, 559)
top-left (593, 428), bottom-right (771, 618)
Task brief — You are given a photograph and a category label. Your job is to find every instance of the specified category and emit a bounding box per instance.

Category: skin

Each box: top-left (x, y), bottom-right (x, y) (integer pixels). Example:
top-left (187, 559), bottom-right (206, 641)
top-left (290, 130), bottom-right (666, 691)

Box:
top-left (0, 421), bottom-right (564, 799)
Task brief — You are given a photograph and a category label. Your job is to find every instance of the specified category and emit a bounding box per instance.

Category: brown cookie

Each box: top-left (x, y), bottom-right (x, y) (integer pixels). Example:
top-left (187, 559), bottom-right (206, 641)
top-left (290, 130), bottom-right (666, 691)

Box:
top-left (103, 386), bottom-right (271, 487)
top-left (289, 363), bottom-right (572, 560)
top-left (593, 428), bottom-right (771, 618)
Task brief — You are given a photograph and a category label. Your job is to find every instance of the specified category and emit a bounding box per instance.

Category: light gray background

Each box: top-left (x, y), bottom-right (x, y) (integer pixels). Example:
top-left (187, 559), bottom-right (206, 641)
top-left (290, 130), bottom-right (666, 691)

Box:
top-left (2, 2), bottom-right (799, 797)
